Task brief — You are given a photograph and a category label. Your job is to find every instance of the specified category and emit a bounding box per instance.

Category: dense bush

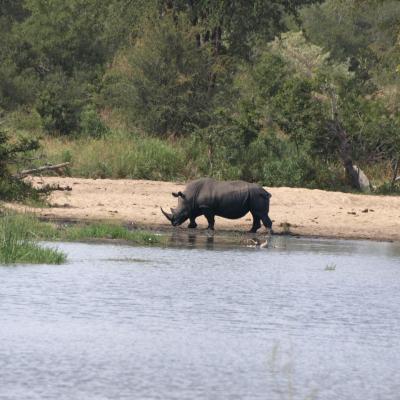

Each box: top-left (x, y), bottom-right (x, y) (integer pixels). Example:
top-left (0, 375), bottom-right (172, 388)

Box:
top-left (103, 13), bottom-right (215, 136)
top-left (0, 0), bottom-right (399, 192)
top-left (40, 131), bottom-right (186, 180)
top-left (0, 127), bottom-right (42, 201)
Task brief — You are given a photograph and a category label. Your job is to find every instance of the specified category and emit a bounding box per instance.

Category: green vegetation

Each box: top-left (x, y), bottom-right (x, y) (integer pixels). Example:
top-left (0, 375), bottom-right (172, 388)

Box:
top-left (0, 210), bottom-right (167, 264)
top-left (1, 0), bottom-right (400, 194)
top-left (0, 212), bottom-right (66, 264)
top-left (6, 212), bottom-right (166, 245)
top-left (61, 223), bottom-right (166, 245)
top-left (40, 132), bottom-right (186, 180)
top-left (325, 263), bottom-right (336, 271)
top-left (0, 127), bottom-right (45, 201)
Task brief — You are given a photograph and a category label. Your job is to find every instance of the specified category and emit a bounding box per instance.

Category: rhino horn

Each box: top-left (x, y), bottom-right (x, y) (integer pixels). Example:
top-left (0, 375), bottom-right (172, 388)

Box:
top-left (160, 207), bottom-right (173, 222)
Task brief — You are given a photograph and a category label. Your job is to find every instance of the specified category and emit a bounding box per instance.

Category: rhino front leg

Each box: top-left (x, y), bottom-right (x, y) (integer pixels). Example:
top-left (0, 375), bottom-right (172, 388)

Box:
top-left (188, 217), bottom-right (197, 229)
top-left (204, 212), bottom-right (215, 230)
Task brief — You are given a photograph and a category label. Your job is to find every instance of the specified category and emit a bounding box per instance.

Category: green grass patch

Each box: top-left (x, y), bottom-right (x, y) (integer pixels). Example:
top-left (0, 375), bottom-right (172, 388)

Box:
top-left (40, 130), bottom-right (187, 180)
top-left (0, 212), bottom-right (66, 264)
top-left (61, 223), bottom-right (166, 245)
top-left (0, 211), bottom-right (167, 264)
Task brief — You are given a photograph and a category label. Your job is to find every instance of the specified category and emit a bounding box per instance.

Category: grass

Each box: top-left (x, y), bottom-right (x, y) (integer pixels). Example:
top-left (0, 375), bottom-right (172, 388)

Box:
top-left (61, 222), bottom-right (166, 245)
top-left (0, 212), bottom-right (66, 264)
top-left (39, 131), bottom-right (188, 180)
top-left (0, 211), bottom-right (167, 265)
top-left (324, 263), bottom-right (336, 271)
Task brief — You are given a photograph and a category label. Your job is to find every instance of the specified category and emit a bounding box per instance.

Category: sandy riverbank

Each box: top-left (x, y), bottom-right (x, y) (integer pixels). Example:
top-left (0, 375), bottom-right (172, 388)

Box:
top-left (4, 176), bottom-right (400, 242)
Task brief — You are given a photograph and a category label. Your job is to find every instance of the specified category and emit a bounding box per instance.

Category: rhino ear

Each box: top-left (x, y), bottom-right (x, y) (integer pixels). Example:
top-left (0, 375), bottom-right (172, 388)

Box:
top-left (172, 191), bottom-right (186, 199)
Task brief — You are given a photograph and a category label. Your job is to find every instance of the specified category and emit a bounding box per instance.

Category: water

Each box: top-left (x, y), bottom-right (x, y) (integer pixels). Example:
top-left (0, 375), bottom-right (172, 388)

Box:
top-left (1, 237), bottom-right (400, 400)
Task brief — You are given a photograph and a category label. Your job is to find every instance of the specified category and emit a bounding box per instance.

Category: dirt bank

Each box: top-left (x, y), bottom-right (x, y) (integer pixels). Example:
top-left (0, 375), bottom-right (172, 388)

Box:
top-left (5, 176), bottom-right (400, 242)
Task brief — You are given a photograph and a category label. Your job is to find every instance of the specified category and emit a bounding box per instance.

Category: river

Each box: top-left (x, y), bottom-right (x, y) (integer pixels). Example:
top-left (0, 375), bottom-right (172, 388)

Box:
top-left (1, 236), bottom-right (399, 400)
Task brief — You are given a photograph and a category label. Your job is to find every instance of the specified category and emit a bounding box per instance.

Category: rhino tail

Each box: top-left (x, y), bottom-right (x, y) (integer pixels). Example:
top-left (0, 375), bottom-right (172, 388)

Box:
top-left (261, 189), bottom-right (271, 199)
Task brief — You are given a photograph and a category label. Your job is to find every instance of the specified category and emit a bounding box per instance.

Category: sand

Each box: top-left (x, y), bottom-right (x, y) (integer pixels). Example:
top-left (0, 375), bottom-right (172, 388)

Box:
top-left (4, 176), bottom-right (400, 242)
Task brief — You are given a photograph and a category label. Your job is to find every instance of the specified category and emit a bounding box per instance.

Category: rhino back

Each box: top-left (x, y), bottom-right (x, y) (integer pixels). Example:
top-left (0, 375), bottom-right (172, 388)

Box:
top-left (194, 179), bottom-right (262, 219)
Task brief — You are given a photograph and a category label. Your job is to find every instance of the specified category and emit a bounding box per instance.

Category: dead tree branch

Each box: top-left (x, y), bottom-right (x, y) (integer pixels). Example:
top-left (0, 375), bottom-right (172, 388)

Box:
top-left (13, 162), bottom-right (70, 179)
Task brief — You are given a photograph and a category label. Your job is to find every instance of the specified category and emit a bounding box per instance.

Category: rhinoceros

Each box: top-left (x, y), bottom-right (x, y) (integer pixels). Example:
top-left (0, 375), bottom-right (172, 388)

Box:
top-left (161, 178), bottom-right (272, 232)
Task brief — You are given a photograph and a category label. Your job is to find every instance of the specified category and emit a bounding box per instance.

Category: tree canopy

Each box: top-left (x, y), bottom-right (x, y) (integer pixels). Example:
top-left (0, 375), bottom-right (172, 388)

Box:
top-left (1, 0), bottom-right (399, 192)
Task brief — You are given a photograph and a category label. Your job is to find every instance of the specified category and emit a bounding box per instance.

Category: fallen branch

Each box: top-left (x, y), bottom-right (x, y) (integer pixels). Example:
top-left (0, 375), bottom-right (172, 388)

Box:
top-left (36, 184), bottom-right (72, 193)
top-left (13, 162), bottom-right (70, 179)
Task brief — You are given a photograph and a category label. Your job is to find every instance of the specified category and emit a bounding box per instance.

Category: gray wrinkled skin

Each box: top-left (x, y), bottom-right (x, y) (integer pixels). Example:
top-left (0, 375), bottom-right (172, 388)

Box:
top-left (161, 178), bottom-right (272, 232)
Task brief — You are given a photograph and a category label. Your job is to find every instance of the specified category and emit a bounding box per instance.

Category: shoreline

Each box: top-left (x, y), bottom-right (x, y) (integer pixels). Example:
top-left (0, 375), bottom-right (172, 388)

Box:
top-left (4, 176), bottom-right (400, 243)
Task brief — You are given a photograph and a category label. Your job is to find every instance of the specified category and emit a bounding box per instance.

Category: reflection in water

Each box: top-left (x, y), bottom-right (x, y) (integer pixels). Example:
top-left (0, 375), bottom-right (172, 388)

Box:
top-left (170, 229), bottom-right (217, 249)
top-left (169, 228), bottom-right (289, 251)
top-left (169, 228), bottom-right (276, 250)
top-left (188, 232), bottom-right (196, 246)
top-left (0, 238), bottom-right (400, 400)
top-left (206, 232), bottom-right (215, 250)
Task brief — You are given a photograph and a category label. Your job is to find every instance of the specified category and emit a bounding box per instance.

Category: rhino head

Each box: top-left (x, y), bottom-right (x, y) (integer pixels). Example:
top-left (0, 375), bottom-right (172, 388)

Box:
top-left (161, 191), bottom-right (190, 226)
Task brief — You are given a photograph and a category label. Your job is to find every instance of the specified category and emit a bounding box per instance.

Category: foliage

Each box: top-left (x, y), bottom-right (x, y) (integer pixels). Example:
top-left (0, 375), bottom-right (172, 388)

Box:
top-left (156, 0), bottom-right (322, 58)
top-left (0, 212), bottom-right (66, 264)
top-left (39, 131), bottom-right (186, 180)
top-left (35, 69), bottom-right (90, 135)
top-left (103, 13), bottom-right (215, 136)
top-left (0, 0), bottom-right (399, 192)
top-left (249, 31), bottom-right (400, 183)
top-left (62, 223), bottom-right (166, 245)
top-left (0, 126), bottom-right (42, 201)
top-left (21, 0), bottom-right (112, 75)
top-left (80, 105), bottom-right (109, 138)
top-left (301, 0), bottom-right (400, 85)
top-left (0, 129), bottom-right (40, 177)
top-left (0, 211), bottom-right (167, 250)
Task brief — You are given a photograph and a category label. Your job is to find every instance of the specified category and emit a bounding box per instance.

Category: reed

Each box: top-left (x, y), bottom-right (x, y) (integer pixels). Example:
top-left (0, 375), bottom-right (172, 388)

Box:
top-left (62, 223), bottom-right (166, 245)
top-left (0, 212), bottom-right (66, 264)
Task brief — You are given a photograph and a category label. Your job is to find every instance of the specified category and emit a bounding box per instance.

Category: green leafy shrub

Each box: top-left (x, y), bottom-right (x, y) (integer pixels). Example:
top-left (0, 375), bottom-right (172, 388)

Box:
top-left (36, 70), bottom-right (89, 135)
top-left (0, 128), bottom-right (42, 201)
top-left (80, 105), bottom-right (109, 138)
top-left (103, 13), bottom-right (214, 136)
top-left (42, 131), bottom-right (185, 180)
top-left (0, 212), bottom-right (66, 264)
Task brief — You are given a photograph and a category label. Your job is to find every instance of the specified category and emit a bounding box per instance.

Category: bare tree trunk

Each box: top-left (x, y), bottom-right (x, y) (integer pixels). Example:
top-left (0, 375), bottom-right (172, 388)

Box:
top-left (327, 119), bottom-right (361, 190)
top-left (391, 157), bottom-right (399, 188)
top-left (211, 25), bottom-right (222, 55)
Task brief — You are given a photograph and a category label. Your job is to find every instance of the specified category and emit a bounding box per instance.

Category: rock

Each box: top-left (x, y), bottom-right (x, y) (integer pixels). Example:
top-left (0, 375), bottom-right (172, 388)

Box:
top-left (352, 165), bottom-right (371, 192)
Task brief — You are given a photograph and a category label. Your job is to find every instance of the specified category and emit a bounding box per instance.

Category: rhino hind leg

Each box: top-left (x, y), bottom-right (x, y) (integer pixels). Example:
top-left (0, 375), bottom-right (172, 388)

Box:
top-left (249, 213), bottom-right (261, 233)
top-left (261, 214), bottom-right (273, 231)
top-left (250, 210), bottom-right (272, 232)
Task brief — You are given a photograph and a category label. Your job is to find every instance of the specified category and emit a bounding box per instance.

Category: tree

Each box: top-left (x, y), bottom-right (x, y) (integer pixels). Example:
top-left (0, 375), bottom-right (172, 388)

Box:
top-left (257, 30), bottom-right (400, 189)
top-left (21, 0), bottom-right (112, 75)
top-left (156, 0), bottom-right (322, 58)
top-left (103, 13), bottom-right (215, 136)
top-left (0, 125), bottom-right (41, 200)
top-left (301, 0), bottom-right (400, 85)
